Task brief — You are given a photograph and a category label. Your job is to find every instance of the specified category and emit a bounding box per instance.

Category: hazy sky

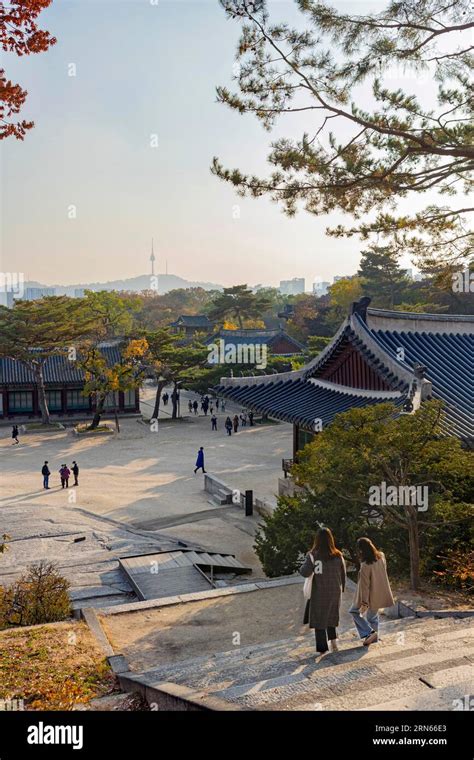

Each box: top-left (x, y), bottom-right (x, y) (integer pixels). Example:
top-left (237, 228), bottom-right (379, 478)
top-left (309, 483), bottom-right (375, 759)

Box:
top-left (1, 0), bottom-right (442, 288)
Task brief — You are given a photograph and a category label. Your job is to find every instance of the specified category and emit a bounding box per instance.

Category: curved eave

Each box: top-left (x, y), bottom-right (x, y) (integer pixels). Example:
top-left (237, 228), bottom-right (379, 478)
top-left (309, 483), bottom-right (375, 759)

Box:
top-left (215, 378), bottom-right (404, 431)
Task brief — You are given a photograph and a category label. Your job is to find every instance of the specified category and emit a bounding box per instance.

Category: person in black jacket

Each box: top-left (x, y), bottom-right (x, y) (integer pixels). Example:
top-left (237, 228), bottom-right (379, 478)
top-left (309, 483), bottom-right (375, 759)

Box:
top-left (72, 461), bottom-right (79, 487)
top-left (11, 425), bottom-right (19, 445)
top-left (41, 461), bottom-right (51, 489)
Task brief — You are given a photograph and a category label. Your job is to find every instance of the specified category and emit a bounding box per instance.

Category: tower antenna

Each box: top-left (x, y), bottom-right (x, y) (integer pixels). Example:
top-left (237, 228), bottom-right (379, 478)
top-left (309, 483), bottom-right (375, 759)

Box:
top-left (150, 238), bottom-right (156, 276)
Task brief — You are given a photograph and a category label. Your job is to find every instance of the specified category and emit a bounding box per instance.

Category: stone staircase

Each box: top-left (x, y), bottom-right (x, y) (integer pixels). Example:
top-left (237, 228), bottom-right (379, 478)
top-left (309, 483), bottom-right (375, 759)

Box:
top-left (208, 487), bottom-right (233, 507)
top-left (120, 615), bottom-right (474, 711)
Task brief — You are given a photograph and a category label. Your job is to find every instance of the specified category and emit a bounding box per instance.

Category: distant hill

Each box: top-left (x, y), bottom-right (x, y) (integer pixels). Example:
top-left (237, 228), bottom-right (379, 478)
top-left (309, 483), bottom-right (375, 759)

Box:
top-left (23, 273), bottom-right (223, 296)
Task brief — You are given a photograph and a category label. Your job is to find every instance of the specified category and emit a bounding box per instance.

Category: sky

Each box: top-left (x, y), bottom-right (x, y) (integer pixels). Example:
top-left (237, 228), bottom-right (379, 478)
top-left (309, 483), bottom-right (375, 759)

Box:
top-left (1, 0), bottom-right (443, 288)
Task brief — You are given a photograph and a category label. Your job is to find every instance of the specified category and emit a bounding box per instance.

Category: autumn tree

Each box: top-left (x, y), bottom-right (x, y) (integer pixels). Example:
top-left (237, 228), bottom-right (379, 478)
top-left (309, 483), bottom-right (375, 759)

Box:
top-left (76, 291), bottom-right (144, 429)
top-left (328, 276), bottom-right (363, 318)
top-left (81, 339), bottom-right (148, 431)
top-left (0, 297), bottom-right (94, 424)
top-left (1, 0), bottom-right (56, 139)
top-left (138, 287), bottom-right (218, 330)
top-left (213, 0), bottom-right (473, 272)
top-left (208, 284), bottom-right (272, 328)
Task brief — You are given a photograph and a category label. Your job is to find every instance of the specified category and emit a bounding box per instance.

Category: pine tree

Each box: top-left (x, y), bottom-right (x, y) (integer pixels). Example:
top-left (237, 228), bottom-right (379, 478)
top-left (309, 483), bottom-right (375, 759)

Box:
top-left (358, 245), bottom-right (410, 308)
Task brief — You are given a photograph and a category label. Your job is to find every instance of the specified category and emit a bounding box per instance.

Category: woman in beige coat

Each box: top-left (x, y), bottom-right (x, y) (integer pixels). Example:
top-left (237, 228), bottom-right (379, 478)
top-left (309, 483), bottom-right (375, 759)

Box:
top-left (349, 537), bottom-right (394, 646)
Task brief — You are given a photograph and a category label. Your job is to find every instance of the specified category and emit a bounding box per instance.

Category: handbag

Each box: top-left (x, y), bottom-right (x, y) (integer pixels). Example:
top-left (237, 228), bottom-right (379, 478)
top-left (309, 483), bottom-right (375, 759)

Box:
top-left (303, 552), bottom-right (316, 600)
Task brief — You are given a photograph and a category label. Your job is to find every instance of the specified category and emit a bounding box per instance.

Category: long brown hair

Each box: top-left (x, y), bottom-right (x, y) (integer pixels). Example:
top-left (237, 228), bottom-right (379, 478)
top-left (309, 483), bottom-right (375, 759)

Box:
top-left (311, 527), bottom-right (342, 561)
top-left (357, 537), bottom-right (381, 564)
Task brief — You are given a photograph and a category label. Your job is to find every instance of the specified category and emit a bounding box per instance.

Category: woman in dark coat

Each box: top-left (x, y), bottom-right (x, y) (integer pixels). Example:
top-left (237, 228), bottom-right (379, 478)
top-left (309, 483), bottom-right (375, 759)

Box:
top-left (300, 527), bottom-right (346, 654)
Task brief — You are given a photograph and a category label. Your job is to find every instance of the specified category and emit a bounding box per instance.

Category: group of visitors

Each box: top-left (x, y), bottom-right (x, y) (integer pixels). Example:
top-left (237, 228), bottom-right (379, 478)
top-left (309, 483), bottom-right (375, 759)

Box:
top-left (222, 411), bottom-right (254, 435)
top-left (41, 460), bottom-right (79, 490)
top-left (300, 528), bottom-right (394, 654)
top-left (187, 396), bottom-right (228, 417)
top-left (185, 394), bottom-right (255, 437)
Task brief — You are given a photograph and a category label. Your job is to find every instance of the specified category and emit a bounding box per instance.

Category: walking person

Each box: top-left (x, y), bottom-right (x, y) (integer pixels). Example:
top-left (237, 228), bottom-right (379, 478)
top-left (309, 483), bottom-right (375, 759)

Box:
top-left (41, 461), bottom-right (51, 489)
top-left (194, 446), bottom-right (207, 474)
top-left (193, 400), bottom-right (198, 415)
top-left (300, 527), bottom-right (346, 655)
top-left (216, 398), bottom-right (219, 410)
top-left (248, 411), bottom-right (254, 427)
top-left (11, 424), bottom-right (19, 445)
top-left (211, 414), bottom-right (218, 431)
top-left (221, 399), bottom-right (226, 413)
top-left (72, 460), bottom-right (79, 487)
top-left (59, 464), bottom-right (71, 489)
top-left (225, 416), bottom-right (232, 436)
top-left (233, 414), bottom-right (239, 433)
top-left (349, 537), bottom-right (394, 646)
top-left (188, 400), bottom-right (193, 414)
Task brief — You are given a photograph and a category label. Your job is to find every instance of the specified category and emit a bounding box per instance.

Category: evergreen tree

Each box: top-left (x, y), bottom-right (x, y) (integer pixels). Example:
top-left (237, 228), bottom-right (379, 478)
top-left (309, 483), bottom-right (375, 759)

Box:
top-left (358, 245), bottom-right (410, 308)
top-left (213, 0), bottom-right (473, 272)
top-left (0, 297), bottom-right (94, 424)
top-left (208, 284), bottom-right (272, 329)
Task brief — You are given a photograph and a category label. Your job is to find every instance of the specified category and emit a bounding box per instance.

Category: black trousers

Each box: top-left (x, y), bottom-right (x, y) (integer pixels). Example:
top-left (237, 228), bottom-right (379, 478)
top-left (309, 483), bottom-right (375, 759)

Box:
top-left (315, 627), bottom-right (337, 653)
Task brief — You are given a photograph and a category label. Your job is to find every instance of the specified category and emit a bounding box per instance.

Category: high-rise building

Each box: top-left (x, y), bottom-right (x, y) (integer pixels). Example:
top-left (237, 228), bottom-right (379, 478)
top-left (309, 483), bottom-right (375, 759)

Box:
top-left (313, 280), bottom-right (330, 296)
top-left (24, 287), bottom-right (56, 301)
top-left (279, 278), bottom-right (305, 295)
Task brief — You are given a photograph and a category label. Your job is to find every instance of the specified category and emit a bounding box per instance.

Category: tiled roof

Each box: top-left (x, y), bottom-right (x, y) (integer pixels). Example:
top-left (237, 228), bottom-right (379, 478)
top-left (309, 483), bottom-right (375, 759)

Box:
top-left (216, 304), bottom-right (473, 442)
top-left (370, 327), bottom-right (473, 442)
top-left (0, 346), bottom-right (122, 386)
top-left (207, 329), bottom-right (305, 351)
top-left (171, 315), bottom-right (212, 327)
top-left (215, 377), bottom-right (403, 430)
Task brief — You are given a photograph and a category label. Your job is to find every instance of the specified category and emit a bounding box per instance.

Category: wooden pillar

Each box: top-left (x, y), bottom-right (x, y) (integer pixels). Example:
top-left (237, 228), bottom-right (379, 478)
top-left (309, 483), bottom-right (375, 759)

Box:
top-left (32, 388), bottom-right (39, 417)
top-left (293, 424), bottom-right (299, 460)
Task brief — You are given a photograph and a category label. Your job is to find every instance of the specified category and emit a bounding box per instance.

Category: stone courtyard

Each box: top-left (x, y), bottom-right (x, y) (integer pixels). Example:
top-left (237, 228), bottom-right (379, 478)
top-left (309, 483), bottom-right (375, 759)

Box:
top-left (0, 386), bottom-right (292, 603)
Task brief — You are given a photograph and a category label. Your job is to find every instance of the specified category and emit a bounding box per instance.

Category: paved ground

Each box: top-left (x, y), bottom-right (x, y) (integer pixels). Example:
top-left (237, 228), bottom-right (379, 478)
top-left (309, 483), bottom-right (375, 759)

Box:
top-left (0, 386), bottom-right (292, 593)
top-left (101, 585), bottom-right (356, 672)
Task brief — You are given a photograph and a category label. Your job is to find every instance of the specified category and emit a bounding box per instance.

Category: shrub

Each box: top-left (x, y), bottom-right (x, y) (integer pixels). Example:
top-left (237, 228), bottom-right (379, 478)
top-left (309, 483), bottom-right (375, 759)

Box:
top-left (432, 548), bottom-right (474, 593)
top-left (0, 561), bottom-right (71, 629)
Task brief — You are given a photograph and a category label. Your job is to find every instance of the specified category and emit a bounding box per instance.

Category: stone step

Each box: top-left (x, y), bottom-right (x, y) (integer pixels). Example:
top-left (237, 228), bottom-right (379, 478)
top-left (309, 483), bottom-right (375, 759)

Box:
top-left (362, 682), bottom-right (474, 712)
top-left (130, 617), bottom-right (474, 708)
top-left (208, 494), bottom-right (228, 506)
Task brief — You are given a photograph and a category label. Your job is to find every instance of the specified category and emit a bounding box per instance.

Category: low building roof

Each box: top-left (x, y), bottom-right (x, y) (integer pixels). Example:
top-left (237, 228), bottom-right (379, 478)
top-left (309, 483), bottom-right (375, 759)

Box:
top-left (207, 328), bottom-right (305, 352)
top-left (0, 345), bottom-right (122, 386)
top-left (170, 315), bottom-right (213, 327)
